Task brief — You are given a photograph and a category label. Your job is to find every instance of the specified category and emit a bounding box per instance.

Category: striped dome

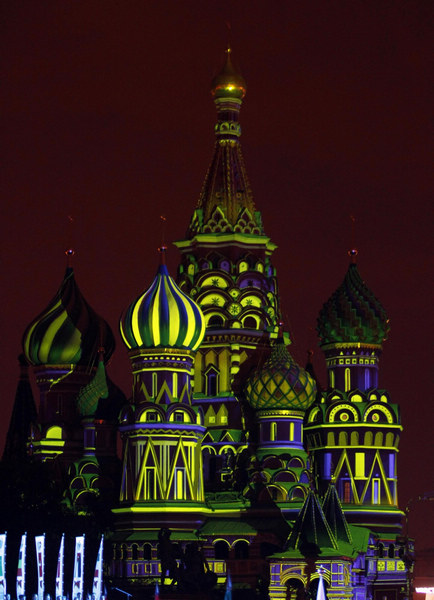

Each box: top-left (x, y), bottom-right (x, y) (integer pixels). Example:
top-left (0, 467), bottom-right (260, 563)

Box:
top-left (23, 268), bottom-right (115, 366)
top-left (245, 340), bottom-right (317, 412)
top-left (120, 263), bottom-right (205, 352)
top-left (317, 263), bottom-right (390, 346)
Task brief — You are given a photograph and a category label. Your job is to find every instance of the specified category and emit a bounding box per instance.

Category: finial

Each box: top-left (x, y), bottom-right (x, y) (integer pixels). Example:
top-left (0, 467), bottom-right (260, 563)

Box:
top-left (158, 215), bottom-right (167, 264)
top-left (348, 215), bottom-right (358, 263)
top-left (158, 244), bottom-right (167, 265)
top-left (225, 21), bottom-right (232, 54)
top-left (65, 247), bottom-right (75, 267)
top-left (348, 248), bottom-right (358, 264)
top-left (278, 320), bottom-right (284, 338)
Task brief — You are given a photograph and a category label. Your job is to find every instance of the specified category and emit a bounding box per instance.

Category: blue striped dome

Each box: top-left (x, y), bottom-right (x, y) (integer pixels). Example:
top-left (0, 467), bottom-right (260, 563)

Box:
top-left (120, 263), bottom-right (206, 352)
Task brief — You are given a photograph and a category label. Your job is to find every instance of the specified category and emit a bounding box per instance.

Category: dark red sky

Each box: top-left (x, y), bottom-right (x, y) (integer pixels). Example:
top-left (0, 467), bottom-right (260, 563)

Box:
top-left (1, 1), bottom-right (433, 550)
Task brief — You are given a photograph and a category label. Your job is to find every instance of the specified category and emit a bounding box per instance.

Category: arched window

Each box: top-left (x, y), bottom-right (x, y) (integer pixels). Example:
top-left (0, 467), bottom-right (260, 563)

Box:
top-left (270, 422), bottom-right (277, 441)
top-left (343, 480), bottom-right (351, 503)
top-left (143, 544), bottom-right (152, 560)
top-left (131, 544), bottom-right (138, 560)
top-left (243, 316), bottom-right (257, 329)
top-left (388, 544), bottom-right (395, 558)
top-left (365, 368), bottom-right (370, 389)
top-left (220, 260), bottom-right (230, 272)
top-left (214, 540), bottom-right (230, 559)
top-left (205, 367), bottom-right (219, 396)
top-left (290, 487), bottom-right (306, 501)
top-left (338, 431), bottom-right (348, 446)
top-left (327, 432), bottom-right (335, 446)
top-left (378, 543), bottom-right (384, 558)
top-left (208, 315), bottom-right (224, 329)
top-left (238, 261), bottom-right (248, 273)
top-left (351, 431), bottom-right (359, 446)
top-left (234, 540), bottom-right (249, 559)
top-left (364, 431), bottom-right (373, 445)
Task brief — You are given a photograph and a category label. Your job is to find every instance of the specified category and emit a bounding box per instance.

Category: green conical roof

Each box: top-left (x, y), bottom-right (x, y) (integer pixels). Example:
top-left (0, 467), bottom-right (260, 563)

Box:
top-left (322, 484), bottom-right (352, 544)
top-left (245, 340), bottom-right (316, 411)
top-left (317, 263), bottom-right (389, 346)
top-left (288, 490), bottom-right (338, 551)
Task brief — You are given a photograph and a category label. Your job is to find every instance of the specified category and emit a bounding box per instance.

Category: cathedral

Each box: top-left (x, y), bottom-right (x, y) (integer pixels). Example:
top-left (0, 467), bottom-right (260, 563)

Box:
top-left (4, 49), bottom-right (412, 600)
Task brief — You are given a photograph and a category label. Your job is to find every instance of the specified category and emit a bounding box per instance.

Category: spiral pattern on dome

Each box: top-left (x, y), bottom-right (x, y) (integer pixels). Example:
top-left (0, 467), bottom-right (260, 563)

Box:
top-left (22, 268), bottom-right (115, 366)
top-left (245, 340), bottom-right (317, 411)
top-left (120, 263), bottom-right (205, 352)
top-left (317, 264), bottom-right (389, 346)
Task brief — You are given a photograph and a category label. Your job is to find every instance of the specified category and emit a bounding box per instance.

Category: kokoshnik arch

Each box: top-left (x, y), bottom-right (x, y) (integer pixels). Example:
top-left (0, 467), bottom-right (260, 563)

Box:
top-left (5, 48), bottom-right (412, 599)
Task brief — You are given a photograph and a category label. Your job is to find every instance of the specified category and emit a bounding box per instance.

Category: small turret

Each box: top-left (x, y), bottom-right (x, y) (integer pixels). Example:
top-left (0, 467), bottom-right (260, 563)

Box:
top-left (317, 251), bottom-right (389, 392)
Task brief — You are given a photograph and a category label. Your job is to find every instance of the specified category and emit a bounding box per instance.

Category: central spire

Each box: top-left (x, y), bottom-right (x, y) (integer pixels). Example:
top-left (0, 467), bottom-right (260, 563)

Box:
top-left (187, 48), bottom-right (264, 237)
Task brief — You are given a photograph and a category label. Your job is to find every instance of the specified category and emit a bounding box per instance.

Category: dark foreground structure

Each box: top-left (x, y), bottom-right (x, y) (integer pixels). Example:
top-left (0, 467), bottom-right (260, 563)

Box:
top-left (4, 49), bottom-right (413, 600)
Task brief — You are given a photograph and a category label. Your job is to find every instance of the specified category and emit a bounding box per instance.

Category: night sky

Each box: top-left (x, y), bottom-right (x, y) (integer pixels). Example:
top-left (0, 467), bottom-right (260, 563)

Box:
top-left (1, 2), bottom-right (433, 550)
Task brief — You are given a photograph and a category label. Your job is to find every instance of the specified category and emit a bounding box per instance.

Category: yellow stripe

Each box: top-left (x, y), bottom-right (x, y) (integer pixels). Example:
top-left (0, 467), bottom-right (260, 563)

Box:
top-left (132, 291), bottom-right (147, 347)
top-left (151, 279), bottom-right (162, 346)
top-left (183, 299), bottom-right (196, 349)
top-left (120, 321), bottom-right (132, 349)
top-left (24, 299), bottom-right (63, 360)
top-left (166, 281), bottom-right (180, 346)
top-left (39, 309), bottom-right (69, 363)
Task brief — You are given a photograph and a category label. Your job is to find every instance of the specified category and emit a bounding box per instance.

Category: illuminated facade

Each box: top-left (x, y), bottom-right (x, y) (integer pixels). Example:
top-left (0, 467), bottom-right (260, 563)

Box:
top-left (6, 49), bottom-right (412, 599)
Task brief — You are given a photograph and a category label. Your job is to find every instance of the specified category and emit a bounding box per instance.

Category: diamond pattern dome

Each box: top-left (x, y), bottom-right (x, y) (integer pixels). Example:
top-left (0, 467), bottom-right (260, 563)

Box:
top-left (245, 340), bottom-right (316, 411)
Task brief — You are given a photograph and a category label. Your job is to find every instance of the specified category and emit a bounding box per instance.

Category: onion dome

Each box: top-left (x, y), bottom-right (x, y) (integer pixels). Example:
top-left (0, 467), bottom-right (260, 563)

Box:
top-left (23, 267), bottom-right (115, 366)
top-left (211, 47), bottom-right (246, 100)
top-left (245, 340), bottom-right (317, 411)
top-left (120, 254), bottom-right (205, 352)
top-left (317, 259), bottom-right (390, 346)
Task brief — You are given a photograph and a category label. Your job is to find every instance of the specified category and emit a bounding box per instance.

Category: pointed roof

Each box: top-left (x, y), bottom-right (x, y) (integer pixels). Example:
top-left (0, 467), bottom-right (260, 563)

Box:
top-left (2, 355), bottom-right (37, 461)
top-left (288, 490), bottom-right (338, 551)
top-left (322, 484), bottom-right (352, 544)
top-left (187, 49), bottom-right (264, 237)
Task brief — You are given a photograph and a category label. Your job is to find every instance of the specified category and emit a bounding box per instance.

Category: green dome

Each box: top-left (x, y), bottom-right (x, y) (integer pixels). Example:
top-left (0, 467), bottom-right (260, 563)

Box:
top-left (245, 340), bottom-right (317, 411)
top-left (317, 263), bottom-right (390, 346)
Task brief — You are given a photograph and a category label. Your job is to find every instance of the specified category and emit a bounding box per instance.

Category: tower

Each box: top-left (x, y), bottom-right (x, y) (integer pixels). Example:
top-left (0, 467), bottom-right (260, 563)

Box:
top-left (21, 253), bottom-right (118, 471)
top-left (244, 338), bottom-right (316, 509)
top-left (112, 248), bottom-right (206, 571)
top-left (174, 48), bottom-right (283, 489)
top-left (304, 251), bottom-right (406, 599)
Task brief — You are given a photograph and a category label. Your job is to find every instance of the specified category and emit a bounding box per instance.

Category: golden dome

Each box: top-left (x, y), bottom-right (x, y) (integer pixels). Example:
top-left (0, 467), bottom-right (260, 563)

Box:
top-left (211, 48), bottom-right (246, 100)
